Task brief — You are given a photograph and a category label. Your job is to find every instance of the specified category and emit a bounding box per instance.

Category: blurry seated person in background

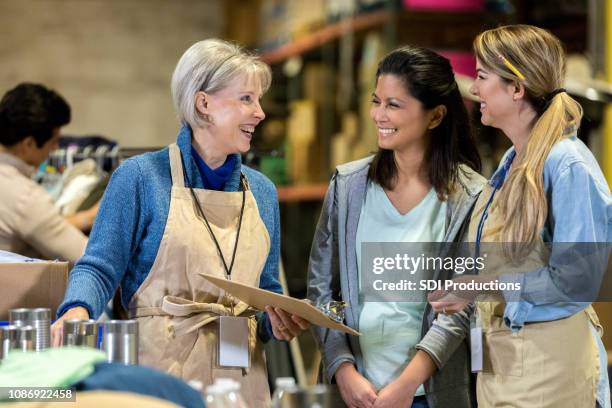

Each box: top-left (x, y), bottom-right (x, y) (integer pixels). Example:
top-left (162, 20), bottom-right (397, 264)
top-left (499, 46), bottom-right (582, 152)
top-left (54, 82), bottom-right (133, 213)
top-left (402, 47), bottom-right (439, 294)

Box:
top-left (0, 83), bottom-right (98, 263)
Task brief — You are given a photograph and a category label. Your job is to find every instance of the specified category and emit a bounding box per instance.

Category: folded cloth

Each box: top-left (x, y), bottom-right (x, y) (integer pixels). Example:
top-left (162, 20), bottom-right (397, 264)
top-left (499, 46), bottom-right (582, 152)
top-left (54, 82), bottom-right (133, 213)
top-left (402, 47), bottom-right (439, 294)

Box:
top-left (0, 347), bottom-right (106, 391)
top-left (74, 362), bottom-right (205, 408)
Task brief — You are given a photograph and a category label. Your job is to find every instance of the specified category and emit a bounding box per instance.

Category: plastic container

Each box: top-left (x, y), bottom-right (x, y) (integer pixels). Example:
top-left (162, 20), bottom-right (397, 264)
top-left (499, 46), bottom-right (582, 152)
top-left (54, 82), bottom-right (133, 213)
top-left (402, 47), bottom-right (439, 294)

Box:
top-left (205, 384), bottom-right (229, 408)
top-left (210, 379), bottom-right (247, 408)
top-left (279, 384), bottom-right (332, 408)
top-left (271, 377), bottom-right (297, 408)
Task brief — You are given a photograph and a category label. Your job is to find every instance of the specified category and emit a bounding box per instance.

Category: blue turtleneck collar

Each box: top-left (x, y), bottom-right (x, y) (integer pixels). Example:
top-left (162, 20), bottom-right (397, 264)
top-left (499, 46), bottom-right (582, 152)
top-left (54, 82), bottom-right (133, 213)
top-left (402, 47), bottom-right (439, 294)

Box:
top-left (176, 125), bottom-right (242, 192)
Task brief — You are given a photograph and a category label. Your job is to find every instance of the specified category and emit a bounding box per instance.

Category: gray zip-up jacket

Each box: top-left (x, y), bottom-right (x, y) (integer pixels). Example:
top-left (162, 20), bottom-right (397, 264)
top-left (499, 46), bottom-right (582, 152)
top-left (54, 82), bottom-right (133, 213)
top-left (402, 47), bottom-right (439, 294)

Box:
top-left (307, 156), bottom-right (485, 408)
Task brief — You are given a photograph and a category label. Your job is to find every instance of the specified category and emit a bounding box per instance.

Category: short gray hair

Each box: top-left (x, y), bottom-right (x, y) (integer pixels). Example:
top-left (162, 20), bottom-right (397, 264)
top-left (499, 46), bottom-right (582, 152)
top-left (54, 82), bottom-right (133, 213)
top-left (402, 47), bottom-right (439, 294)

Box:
top-left (171, 38), bottom-right (272, 129)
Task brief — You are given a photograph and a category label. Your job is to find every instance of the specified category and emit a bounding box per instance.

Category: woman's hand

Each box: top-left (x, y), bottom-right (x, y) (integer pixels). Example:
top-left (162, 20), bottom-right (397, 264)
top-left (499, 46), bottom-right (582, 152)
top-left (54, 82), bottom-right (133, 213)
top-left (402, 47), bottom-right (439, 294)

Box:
top-left (373, 377), bottom-right (416, 408)
top-left (335, 363), bottom-right (378, 408)
top-left (428, 290), bottom-right (471, 315)
top-left (265, 306), bottom-right (309, 341)
top-left (428, 274), bottom-right (498, 315)
top-left (374, 349), bottom-right (434, 408)
top-left (50, 306), bottom-right (90, 347)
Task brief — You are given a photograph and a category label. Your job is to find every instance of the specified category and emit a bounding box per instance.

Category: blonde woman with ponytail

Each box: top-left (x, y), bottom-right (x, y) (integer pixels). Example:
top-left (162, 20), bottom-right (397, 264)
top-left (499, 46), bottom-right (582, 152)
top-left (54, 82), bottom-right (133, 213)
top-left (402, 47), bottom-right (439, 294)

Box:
top-left (430, 25), bottom-right (611, 407)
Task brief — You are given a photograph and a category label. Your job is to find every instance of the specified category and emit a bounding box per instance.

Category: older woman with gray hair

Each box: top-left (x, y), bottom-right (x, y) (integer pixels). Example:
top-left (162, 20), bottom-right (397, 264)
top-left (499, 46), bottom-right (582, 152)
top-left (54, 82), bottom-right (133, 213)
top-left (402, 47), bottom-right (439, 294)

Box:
top-left (51, 39), bottom-right (308, 405)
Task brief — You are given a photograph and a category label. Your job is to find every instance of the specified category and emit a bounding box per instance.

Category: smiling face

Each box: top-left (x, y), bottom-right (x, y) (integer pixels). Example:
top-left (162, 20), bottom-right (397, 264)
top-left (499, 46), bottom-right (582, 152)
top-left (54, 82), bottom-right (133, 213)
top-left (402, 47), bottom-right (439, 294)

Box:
top-left (370, 74), bottom-right (436, 153)
top-left (200, 74), bottom-right (265, 155)
top-left (470, 59), bottom-right (518, 129)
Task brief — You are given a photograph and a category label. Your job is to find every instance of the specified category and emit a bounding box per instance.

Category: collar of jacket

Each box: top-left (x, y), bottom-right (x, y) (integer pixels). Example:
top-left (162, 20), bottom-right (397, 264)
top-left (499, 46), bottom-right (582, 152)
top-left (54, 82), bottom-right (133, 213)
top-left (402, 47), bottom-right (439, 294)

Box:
top-left (176, 125), bottom-right (243, 192)
top-left (335, 155), bottom-right (485, 201)
top-left (334, 155), bottom-right (486, 244)
top-left (0, 152), bottom-right (36, 178)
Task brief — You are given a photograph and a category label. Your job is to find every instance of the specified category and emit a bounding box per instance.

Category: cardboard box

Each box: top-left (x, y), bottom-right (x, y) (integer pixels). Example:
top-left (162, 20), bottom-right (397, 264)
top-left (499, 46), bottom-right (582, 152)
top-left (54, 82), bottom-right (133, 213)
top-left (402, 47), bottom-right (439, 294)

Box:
top-left (0, 261), bottom-right (69, 320)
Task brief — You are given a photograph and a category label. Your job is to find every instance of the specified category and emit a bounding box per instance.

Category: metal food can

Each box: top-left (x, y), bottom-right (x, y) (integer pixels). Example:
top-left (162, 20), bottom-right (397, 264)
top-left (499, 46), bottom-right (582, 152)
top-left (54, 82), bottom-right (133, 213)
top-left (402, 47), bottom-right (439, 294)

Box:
top-left (101, 320), bottom-right (138, 365)
top-left (0, 325), bottom-right (18, 360)
top-left (16, 325), bottom-right (35, 352)
top-left (63, 319), bottom-right (99, 348)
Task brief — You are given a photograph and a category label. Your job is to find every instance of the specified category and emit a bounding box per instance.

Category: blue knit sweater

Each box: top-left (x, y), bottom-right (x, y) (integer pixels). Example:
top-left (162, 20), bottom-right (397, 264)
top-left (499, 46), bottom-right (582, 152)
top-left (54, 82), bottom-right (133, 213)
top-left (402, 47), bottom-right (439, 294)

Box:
top-left (58, 126), bottom-right (281, 342)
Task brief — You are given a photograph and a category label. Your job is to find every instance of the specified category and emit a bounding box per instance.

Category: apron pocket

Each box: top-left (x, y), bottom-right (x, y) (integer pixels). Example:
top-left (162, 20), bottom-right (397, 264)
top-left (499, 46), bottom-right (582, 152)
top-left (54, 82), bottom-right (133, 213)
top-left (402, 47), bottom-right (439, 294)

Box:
top-left (483, 328), bottom-right (523, 377)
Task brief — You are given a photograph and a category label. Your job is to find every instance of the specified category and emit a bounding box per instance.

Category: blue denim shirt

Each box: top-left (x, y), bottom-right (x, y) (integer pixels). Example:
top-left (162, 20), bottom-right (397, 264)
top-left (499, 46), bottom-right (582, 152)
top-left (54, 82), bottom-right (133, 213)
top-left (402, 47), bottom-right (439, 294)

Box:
top-left (489, 135), bottom-right (611, 407)
top-left (489, 136), bottom-right (612, 328)
top-left (58, 125), bottom-right (281, 342)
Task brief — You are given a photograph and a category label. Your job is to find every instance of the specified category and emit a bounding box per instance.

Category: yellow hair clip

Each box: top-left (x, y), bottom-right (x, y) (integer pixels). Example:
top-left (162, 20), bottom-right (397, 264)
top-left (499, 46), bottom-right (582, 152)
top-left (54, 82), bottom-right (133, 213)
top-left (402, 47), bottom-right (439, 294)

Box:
top-left (499, 55), bottom-right (525, 81)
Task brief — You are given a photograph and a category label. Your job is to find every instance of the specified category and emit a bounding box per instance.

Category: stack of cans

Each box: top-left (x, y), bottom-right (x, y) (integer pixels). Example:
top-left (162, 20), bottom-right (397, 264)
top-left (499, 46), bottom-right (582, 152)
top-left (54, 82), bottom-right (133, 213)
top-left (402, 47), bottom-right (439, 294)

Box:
top-left (8, 308), bottom-right (51, 351)
top-left (2, 310), bottom-right (140, 366)
top-left (62, 319), bottom-right (139, 365)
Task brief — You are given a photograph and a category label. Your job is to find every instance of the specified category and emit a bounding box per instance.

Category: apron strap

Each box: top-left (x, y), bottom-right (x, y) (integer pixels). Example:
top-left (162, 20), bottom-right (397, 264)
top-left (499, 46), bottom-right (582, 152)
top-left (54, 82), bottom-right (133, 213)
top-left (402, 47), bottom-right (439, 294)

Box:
top-left (168, 143), bottom-right (185, 188)
top-left (129, 295), bottom-right (257, 337)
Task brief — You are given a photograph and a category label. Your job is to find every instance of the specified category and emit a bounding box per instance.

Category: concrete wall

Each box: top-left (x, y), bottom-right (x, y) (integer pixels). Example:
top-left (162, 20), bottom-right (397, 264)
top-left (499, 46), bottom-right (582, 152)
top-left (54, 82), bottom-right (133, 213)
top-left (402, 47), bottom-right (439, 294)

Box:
top-left (0, 0), bottom-right (223, 147)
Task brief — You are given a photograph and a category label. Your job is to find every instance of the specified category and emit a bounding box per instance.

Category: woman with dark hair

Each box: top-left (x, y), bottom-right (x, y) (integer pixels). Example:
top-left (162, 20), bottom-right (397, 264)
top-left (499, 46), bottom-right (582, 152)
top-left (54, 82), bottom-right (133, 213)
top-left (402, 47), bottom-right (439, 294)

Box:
top-left (307, 46), bottom-right (485, 408)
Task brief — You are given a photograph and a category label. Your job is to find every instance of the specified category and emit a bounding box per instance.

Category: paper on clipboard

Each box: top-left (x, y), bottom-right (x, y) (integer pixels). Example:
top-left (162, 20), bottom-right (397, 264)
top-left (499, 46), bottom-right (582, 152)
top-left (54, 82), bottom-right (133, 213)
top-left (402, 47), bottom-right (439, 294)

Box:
top-left (200, 273), bottom-right (360, 336)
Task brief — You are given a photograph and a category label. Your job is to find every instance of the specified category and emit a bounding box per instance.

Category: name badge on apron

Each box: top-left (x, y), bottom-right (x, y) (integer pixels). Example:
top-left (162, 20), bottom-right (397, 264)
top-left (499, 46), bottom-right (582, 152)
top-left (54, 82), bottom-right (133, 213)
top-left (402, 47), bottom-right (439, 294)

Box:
top-left (219, 316), bottom-right (250, 368)
top-left (470, 310), bottom-right (483, 373)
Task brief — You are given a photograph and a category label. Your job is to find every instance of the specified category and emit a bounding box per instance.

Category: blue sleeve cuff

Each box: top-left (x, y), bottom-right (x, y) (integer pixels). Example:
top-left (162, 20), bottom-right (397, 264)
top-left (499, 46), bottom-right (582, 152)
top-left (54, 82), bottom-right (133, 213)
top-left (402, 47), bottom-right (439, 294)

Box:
top-left (257, 311), bottom-right (275, 343)
top-left (499, 272), bottom-right (534, 331)
top-left (502, 301), bottom-right (533, 332)
top-left (56, 301), bottom-right (94, 321)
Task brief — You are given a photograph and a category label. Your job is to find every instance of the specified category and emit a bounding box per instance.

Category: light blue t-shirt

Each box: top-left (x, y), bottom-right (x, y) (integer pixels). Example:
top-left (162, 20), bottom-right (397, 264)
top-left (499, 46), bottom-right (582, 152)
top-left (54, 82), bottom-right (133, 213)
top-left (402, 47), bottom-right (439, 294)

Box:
top-left (356, 181), bottom-right (447, 393)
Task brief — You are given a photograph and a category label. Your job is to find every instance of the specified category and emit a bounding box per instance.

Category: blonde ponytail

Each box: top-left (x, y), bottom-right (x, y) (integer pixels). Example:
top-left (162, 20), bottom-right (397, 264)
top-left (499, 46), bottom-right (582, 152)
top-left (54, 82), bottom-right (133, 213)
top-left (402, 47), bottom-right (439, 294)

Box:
top-left (474, 25), bottom-right (583, 258)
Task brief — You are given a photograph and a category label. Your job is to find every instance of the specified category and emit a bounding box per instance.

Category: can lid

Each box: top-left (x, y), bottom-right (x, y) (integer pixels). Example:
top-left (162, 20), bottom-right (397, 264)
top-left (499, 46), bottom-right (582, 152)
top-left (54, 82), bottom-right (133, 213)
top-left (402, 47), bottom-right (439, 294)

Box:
top-left (64, 319), bottom-right (98, 335)
top-left (103, 320), bottom-right (138, 334)
top-left (28, 308), bottom-right (51, 320)
top-left (9, 308), bottom-right (30, 322)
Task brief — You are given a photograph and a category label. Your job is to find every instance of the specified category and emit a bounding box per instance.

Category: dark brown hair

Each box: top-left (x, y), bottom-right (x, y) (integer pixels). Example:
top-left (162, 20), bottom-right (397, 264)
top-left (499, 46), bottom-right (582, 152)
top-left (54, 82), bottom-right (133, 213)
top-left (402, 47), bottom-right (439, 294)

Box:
top-left (0, 83), bottom-right (70, 147)
top-left (368, 46), bottom-right (481, 198)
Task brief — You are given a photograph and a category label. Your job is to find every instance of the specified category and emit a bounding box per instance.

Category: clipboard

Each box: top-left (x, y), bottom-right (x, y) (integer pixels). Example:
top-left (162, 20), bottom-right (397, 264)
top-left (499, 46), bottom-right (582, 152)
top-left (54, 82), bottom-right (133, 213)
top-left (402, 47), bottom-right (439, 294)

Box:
top-left (200, 273), bottom-right (360, 336)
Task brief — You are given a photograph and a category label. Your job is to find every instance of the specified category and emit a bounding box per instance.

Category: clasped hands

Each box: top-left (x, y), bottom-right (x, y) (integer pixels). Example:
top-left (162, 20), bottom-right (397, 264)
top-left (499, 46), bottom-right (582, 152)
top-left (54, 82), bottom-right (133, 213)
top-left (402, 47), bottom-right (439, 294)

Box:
top-left (335, 363), bottom-right (421, 408)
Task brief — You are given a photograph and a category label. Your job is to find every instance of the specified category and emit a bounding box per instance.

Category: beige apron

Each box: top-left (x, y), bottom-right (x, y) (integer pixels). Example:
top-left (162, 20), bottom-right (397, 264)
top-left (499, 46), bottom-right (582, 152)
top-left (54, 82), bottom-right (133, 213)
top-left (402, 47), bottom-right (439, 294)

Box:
top-left (468, 183), bottom-right (601, 408)
top-left (127, 144), bottom-right (271, 407)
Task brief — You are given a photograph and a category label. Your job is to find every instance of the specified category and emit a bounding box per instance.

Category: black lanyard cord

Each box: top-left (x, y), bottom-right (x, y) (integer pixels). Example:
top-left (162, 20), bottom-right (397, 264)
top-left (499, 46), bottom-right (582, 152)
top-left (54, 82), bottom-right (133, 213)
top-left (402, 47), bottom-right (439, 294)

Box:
top-left (189, 184), bottom-right (245, 279)
top-left (178, 150), bottom-right (247, 279)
